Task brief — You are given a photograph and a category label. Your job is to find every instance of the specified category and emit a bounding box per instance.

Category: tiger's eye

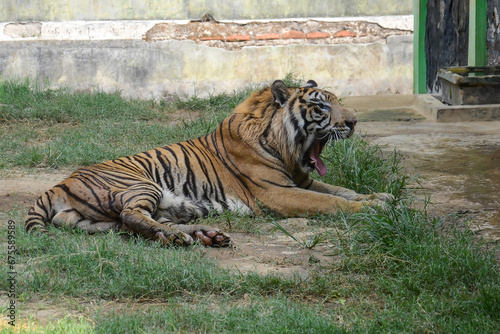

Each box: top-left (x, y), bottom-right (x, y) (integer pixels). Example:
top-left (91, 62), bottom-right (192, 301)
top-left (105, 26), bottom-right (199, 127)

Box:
top-left (317, 103), bottom-right (330, 111)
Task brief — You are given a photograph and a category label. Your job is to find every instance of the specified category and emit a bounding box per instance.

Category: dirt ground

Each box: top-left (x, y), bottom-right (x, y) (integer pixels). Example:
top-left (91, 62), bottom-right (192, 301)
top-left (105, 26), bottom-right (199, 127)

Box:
top-left (349, 98), bottom-right (500, 242)
top-left (1, 98), bottom-right (499, 324)
top-left (2, 97), bottom-right (500, 273)
top-left (0, 168), bottom-right (339, 279)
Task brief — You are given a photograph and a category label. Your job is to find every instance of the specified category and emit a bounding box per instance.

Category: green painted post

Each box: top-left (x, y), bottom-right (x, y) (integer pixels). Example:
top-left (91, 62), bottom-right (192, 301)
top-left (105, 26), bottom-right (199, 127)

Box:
top-left (468, 0), bottom-right (488, 66)
top-left (413, 0), bottom-right (427, 94)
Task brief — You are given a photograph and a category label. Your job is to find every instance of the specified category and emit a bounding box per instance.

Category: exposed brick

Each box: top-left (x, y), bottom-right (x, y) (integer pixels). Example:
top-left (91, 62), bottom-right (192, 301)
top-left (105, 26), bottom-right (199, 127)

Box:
top-left (306, 32), bottom-right (331, 39)
top-left (334, 30), bottom-right (357, 38)
top-left (282, 30), bottom-right (306, 39)
top-left (199, 36), bottom-right (224, 41)
top-left (256, 33), bottom-right (280, 40)
top-left (226, 34), bottom-right (251, 42)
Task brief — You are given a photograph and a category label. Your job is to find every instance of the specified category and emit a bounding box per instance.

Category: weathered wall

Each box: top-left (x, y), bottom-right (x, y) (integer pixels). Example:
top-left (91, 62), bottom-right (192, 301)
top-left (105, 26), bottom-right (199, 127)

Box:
top-left (0, 35), bottom-right (413, 99)
top-left (0, 1), bottom-right (414, 97)
top-left (1, 0), bottom-right (413, 21)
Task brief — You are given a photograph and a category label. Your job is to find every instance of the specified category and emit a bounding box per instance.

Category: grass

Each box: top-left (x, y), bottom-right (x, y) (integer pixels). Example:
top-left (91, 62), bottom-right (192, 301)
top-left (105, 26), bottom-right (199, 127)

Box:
top-left (93, 297), bottom-right (347, 334)
top-left (0, 78), bottom-right (499, 333)
top-left (0, 78), bottom-right (248, 168)
top-left (318, 136), bottom-right (413, 199)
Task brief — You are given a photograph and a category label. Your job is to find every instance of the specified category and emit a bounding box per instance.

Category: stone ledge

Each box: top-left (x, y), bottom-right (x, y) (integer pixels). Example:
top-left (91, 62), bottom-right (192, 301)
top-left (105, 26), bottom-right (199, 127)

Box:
top-left (415, 94), bottom-right (500, 122)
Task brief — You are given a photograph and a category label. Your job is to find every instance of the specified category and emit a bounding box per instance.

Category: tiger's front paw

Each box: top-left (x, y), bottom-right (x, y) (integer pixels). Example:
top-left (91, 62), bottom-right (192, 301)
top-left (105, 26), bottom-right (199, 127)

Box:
top-left (369, 192), bottom-right (395, 202)
top-left (366, 199), bottom-right (389, 209)
top-left (356, 192), bottom-right (394, 203)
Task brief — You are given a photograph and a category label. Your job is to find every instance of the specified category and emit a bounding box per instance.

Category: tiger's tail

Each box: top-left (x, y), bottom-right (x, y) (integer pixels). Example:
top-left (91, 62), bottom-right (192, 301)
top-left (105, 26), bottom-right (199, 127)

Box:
top-left (24, 190), bottom-right (54, 233)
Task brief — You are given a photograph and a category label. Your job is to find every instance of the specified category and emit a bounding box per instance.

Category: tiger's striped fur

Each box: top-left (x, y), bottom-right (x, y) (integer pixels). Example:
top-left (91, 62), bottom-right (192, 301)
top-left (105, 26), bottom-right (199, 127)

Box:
top-left (25, 80), bottom-right (392, 246)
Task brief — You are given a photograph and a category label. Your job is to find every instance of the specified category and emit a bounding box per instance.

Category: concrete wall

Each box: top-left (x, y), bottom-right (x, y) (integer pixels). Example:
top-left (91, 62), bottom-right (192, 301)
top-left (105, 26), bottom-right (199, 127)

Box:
top-left (1, 0), bottom-right (413, 21)
top-left (0, 1), bottom-right (414, 98)
top-left (0, 35), bottom-right (413, 99)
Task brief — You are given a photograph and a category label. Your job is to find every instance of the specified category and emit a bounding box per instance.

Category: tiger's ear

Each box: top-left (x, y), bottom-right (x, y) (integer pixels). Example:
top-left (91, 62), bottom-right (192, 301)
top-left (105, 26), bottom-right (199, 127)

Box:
top-left (271, 80), bottom-right (290, 106)
top-left (304, 80), bottom-right (318, 88)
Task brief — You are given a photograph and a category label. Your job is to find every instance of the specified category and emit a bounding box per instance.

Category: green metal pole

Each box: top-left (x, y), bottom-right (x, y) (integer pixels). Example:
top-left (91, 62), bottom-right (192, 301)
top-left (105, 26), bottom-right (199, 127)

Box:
top-left (468, 0), bottom-right (488, 66)
top-left (414, 0), bottom-right (427, 94)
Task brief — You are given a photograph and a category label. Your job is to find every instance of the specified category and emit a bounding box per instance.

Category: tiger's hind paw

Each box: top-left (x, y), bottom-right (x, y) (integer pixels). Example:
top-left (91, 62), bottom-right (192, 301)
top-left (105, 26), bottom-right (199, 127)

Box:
top-left (174, 224), bottom-right (232, 247)
top-left (155, 230), bottom-right (194, 246)
top-left (194, 229), bottom-right (232, 247)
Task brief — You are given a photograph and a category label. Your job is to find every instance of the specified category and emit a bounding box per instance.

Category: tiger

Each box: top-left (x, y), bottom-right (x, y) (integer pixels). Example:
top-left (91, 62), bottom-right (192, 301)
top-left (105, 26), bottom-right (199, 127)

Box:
top-left (25, 80), bottom-right (393, 247)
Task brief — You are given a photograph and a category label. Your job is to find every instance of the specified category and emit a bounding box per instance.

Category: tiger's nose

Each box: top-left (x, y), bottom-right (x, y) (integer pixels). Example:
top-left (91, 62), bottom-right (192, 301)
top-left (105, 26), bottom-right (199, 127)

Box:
top-left (344, 119), bottom-right (357, 130)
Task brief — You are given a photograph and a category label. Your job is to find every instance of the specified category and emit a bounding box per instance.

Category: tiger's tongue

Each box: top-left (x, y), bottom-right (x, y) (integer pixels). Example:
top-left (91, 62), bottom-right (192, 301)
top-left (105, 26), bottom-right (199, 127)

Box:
top-left (311, 143), bottom-right (327, 176)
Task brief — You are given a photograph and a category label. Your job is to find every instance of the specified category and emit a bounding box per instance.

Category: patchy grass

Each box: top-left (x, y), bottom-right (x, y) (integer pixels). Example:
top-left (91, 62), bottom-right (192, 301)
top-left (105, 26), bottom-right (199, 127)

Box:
top-left (0, 78), bottom-right (248, 168)
top-left (318, 136), bottom-right (413, 199)
top-left (0, 79), bottom-right (499, 333)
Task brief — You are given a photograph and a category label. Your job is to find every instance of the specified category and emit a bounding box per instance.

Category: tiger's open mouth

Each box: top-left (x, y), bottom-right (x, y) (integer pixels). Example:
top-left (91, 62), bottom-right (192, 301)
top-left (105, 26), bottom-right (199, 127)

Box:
top-left (303, 127), bottom-right (354, 176)
top-left (303, 139), bottom-right (329, 176)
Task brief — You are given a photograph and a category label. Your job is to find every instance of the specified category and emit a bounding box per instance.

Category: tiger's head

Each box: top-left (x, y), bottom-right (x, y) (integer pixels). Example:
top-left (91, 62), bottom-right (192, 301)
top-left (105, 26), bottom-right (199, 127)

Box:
top-left (271, 80), bottom-right (356, 176)
top-left (233, 79), bottom-right (356, 177)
